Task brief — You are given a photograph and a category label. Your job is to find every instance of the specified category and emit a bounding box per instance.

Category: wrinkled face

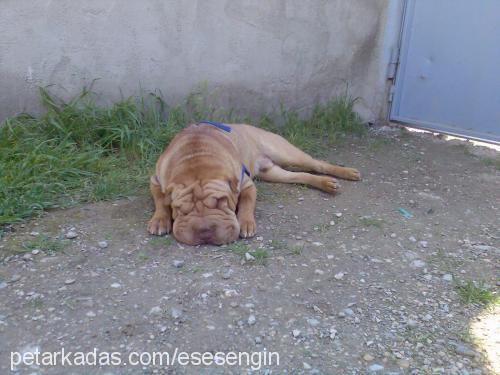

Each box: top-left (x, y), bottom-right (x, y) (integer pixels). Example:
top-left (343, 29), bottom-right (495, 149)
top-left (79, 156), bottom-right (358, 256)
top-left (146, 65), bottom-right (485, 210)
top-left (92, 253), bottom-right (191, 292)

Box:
top-left (169, 180), bottom-right (240, 245)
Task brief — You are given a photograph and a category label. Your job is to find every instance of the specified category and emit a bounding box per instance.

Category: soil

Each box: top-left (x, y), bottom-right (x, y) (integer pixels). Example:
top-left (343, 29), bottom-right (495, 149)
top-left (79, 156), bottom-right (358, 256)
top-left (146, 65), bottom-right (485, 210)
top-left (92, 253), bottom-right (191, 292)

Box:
top-left (1, 128), bottom-right (499, 374)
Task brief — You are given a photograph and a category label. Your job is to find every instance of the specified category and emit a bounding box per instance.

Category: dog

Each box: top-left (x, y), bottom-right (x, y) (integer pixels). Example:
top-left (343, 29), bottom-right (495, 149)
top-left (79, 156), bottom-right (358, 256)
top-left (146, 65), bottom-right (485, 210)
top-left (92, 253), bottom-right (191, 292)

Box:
top-left (148, 122), bottom-right (360, 245)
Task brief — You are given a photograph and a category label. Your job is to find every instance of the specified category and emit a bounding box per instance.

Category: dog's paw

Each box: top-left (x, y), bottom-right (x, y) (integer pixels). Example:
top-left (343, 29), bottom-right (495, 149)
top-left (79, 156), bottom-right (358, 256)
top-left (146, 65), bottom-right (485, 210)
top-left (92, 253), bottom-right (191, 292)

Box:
top-left (239, 216), bottom-right (256, 238)
top-left (148, 214), bottom-right (172, 236)
top-left (320, 177), bottom-right (338, 194)
top-left (343, 168), bottom-right (361, 181)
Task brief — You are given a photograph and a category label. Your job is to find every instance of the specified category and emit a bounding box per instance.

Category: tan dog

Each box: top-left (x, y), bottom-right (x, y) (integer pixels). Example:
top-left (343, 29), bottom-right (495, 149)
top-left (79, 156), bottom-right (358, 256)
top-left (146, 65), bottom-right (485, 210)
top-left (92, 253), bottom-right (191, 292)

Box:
top-left (148, 122), bottom-right (360, 245)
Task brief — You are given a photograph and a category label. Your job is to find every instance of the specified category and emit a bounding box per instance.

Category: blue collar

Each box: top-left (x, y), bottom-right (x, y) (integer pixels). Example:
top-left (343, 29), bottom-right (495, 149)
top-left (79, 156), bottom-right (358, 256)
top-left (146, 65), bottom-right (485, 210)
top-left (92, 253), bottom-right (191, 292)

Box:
top-left (199, 120), bottom-right (251, 187)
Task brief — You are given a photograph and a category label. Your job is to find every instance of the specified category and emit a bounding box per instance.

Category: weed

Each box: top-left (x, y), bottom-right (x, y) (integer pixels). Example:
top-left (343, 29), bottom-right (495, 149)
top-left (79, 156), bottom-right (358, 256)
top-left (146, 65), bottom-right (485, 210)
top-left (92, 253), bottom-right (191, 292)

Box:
top-left (191, 266), bottom-right (204, 273)
top-left (269, 239), bottom-right (287, 250)
top-left (289, 244), bottom-right (304, 255)
top-left (251, 249), bottom-right (269, 265)
top-left (137, 252), bottom-right (150, 262)
top-left (456, 281), bottom-right (497, 306)
top-left (481, 158), bottom-right (500, 170)
top-left (28, 297), bottom-right (44, 309)
top-left (359, 216), bottom-right (384, 228)
top-left (149, 236), bottom-right (174, 248)
top-left (22, 235), bottom-right (67, 254)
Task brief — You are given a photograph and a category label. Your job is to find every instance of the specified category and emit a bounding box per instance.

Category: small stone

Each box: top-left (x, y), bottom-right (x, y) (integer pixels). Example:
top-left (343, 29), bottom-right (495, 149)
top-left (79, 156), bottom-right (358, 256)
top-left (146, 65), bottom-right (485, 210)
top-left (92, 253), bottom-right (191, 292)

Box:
top-left (335, 213), bottom-right (342, 217)
top-left (30, 231), bottom-right (39, 236)
top-left (222, 271), bottom-right (232, 279)
top-left (422, 313), bottom-right (433, 322)
top-left (329, 221), bottom-right (335, 226)
top-left (64, 279), bottom-right (76, 285)
top-left (86, 311), bottom-right (96, 317)
top-left (337, 311), bottom-right (346, 318)
top-left (303, 362), bottom-right (312, 370)
top-left (0, 281), bottom-right (7, 289)
top-left (171, 308), bottom-right (183, 319)
top-left (65, 231), bottom-right (78, 239)
top-left (367, 364), bottom-right (384, 372)
top-left (255, 236), bottom-right (263, 241)
top-left (327, 254), bottom-right (334, 260)
top-left (418, 241), bottom-right (428, 248)
top-left (442, 274), bottom-right (453, 281)
top-left (202, 272), bottom-right (213, 278)
top-left (150, 306), bottom-right (162, 316)
top-left (408, 236), bottom-right (417, 242)
top-left (292, 329), bottom-right (301, 338)
top-left (307, 318), bottom-right (320, 327)
top-left (329, 327), bottom-right (337, 339)
top-left (9, 275), bottom-right (21, 283)
top-left (22, 253), bottom-right (33, 261)
top-left (449, 341), bottom-right (476, 358)
top-left (245, 252), bottom-right (255, 261)
top-left (390, 233), bottom-right (397, 238)
top-left (397, 359), bottom-right (410, 368)
top-left (334, 272), bottom-right (345, 280)
top-left (410, 259), bottom-right (426, 269)
top-left (31, 249), bottom-right (40, 255)
top-left (248, 314), bottom-right (256, 326)
top-left (230, 302), bottom-right (239, 308)
top-left (314, 269), bottom-right (324, 275)
top-left (254, 336), bottom-right (262, 344)
top-left (312, 242), bottom-right (323, 247)
top-left (172, 260), bottom-right (184, 268)
top-left (407, 319), bottom-right (418, 328)
top-left (110, 282), bottom-right (121, 288)
top-left (98, 241), bottom-right (108, 249)
top-left (363, 353), bottom-right (374, 361)
top-left (343, 308), bottom-right (354, 316)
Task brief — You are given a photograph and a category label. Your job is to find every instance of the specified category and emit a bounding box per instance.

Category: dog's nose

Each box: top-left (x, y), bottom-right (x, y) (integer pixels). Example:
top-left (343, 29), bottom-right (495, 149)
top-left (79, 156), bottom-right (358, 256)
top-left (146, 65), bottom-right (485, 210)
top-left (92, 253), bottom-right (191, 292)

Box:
top-left (196, 224), bottom-right (216, 243)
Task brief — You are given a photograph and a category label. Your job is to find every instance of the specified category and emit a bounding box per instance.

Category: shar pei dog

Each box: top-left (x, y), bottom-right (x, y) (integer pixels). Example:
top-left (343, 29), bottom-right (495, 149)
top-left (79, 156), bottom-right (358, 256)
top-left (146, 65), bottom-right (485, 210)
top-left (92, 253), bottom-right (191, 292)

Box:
top-left (148, 121), bottom-right (360, 245)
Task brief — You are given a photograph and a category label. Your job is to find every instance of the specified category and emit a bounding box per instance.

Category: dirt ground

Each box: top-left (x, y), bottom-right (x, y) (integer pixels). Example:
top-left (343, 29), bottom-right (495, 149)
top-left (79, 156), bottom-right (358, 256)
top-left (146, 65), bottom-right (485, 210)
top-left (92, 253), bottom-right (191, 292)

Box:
top-left (1, 128), bottom-right (499, 374)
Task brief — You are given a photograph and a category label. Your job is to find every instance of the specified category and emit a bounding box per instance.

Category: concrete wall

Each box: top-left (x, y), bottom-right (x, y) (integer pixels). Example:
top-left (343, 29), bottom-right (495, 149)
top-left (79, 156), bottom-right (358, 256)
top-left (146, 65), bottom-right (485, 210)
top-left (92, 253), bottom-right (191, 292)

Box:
top-left (0, 0), bottom-right (395, 122)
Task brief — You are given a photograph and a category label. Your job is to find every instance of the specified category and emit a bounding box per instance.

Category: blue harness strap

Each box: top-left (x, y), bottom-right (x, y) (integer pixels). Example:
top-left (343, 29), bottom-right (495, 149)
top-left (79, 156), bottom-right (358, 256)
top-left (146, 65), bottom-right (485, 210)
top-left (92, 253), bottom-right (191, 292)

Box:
top-left (199, 120), bottom-right (232, 133)
top-left (200, 120), bottom-right (251, 187)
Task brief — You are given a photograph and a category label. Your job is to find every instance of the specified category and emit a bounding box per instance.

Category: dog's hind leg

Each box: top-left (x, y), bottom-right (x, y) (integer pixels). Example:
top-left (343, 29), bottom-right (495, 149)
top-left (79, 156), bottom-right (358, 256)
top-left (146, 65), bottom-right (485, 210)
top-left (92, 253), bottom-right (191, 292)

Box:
top-left (260, 132), bottom-right (360, 180)
top-left (148, 176), bottom-right (173, 236)
top-left (257, 163), bottom-right (338, 194)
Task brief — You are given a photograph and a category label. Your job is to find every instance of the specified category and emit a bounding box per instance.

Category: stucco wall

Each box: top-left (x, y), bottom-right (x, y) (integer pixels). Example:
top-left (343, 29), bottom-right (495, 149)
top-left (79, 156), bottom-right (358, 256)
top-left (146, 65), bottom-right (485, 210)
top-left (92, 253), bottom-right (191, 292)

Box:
top-left (0, 0), bottom-right (393, 122)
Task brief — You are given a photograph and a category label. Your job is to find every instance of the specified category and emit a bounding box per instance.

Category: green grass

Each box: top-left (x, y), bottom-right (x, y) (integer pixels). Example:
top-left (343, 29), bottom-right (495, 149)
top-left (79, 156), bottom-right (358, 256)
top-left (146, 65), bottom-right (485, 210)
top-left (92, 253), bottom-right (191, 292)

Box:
top-left (149, 236), bottom-right (174, 248)
top-left (0, 85), bottom-right (365, 227)
top-left (456, 280), bottom-right (498, 306)
top-left (227, 242), bottom-right (269, 265)
top-left (22, 235), bottom-right (68, 254)
top-left (481, 157), bottom-right (500, 170)
top-left (359, 216), bottom-right (384, 228)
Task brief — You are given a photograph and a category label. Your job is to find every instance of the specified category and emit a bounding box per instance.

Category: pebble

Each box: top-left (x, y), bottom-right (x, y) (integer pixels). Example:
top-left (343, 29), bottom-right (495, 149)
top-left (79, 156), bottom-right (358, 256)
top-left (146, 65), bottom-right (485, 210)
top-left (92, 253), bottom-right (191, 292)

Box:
top-left (390, 233), bottom-right (397, 238)
top-left (407, 319), bottom-right (418, 328)
top-left (254, 336), bottom-right (262, 344)
top-left (30, 231), bottom-right (39, 236)
top-left (171, 308), bottom-right (183, 319)
top-left (110, 283), bottom-right (121, 288)
top-left (9, 275), bottom-right (21, 283)
top-left (312, 242), bottom-right (323, 247)
top-left (22, 253), bottom-right (32, 261)
top-left (150, 306), bottom-right (162, 316)
top-left (248, 314), bottom-right (256, 326)
top-left (422, 313), bottom-right (433, 322)
top-left (397, 359), bottom-right (410, 368)
top-left (335, 213), bottom-right (342, 217)
top-left (418, 240), bottom-right (428, 248)
top-left (303, 362), bottom-right (312, 370)
top-left (448, 341), bottom-right (476, 358)
top-left (292, 329), bottom-right (301, 338)
top-left (0, 281), bottom-right (7, 289)
top-left (86, 311), bottom-right (96, 317)
top-left (367, 364), bottom-right (384, 372)
top-left (410, 259), bottom-right (426, 269)
top-left (334, 272), bottom-right (345, 280)
top-left (245, 252), bottom-right (255, 261)
top-left (307, 318), bottom-right (320, 327)
top-left (329, 221), bottom-right (335, 226)
top-left (98, 241), bottom-right (108, 249)
top-left (31, 249), bottom-right (40, 255)
top-left (442, 274), bottom-right (453, 281)
top-left (408, 236), bottom-right (417, 242)
top-left (172, 260), bottom-right (184, 268)
top-left (314, 269), bottom-right (324, 275)
top-left (363, 353), bottom-right (374, 361)
top-left (343, 308), bottom-right (354, 316)
top-left (64, 279), bottom-right (76, 285)
top-left (65, 231), bottom-right (78, 239)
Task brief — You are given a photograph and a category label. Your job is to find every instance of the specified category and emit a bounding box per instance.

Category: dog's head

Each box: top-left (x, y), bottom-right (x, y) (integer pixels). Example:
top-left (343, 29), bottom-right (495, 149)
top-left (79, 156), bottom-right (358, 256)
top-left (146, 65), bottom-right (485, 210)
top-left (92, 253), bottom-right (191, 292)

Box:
top-left (166, 178), bottom-right (240, 245)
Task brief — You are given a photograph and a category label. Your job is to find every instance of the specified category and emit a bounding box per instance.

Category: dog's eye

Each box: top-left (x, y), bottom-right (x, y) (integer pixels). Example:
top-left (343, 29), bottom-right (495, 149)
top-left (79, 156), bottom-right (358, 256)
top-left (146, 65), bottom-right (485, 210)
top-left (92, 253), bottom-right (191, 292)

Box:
top-left (203, 197), bottom-right (218, 209)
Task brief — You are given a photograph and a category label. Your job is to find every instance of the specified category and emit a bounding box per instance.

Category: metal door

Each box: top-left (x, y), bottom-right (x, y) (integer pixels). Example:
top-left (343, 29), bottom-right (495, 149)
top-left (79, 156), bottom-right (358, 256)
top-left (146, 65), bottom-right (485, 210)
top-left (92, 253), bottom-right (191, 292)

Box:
top-left (390, 0), bottom-right (500, 144)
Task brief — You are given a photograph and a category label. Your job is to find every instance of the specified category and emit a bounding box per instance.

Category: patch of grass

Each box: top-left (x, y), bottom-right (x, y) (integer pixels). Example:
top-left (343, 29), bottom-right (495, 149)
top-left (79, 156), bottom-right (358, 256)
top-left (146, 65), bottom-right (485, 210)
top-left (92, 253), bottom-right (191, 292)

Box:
top-left (227, 242), bottom-right (269, 265)
top-left (27, 296), bottom-right (44, 309)
top-left (288, 244), bottom-right (304, 255)
top-left (136, 252), bottom-right (150, 262)
top-left (269, 239), bottom-right (287, 250)
top-left (149, 236), bottom-right (174, 248)
top-left (191, 266), bottom-right (204, 273)
top-left (455, 281), bottom-right (497, 306)
top-left (481, 158), bottom-right (500, 170)
top-left (0, 84), bottom-right (364, 226)
top-left (368, 137), bottom-right (391, 151)
top-left (359, 216), bottom-right (384, 228)
top-left (22, 235), bottom-right (68, 254)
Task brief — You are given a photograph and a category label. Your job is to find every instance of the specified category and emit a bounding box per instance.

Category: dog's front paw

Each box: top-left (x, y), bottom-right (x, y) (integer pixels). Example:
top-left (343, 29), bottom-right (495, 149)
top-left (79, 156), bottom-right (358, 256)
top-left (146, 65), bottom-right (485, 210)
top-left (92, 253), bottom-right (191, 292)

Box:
top-left (239, 216), bottom-right (256, 238)
top-left (148, 214), bottom-right (172, 236)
